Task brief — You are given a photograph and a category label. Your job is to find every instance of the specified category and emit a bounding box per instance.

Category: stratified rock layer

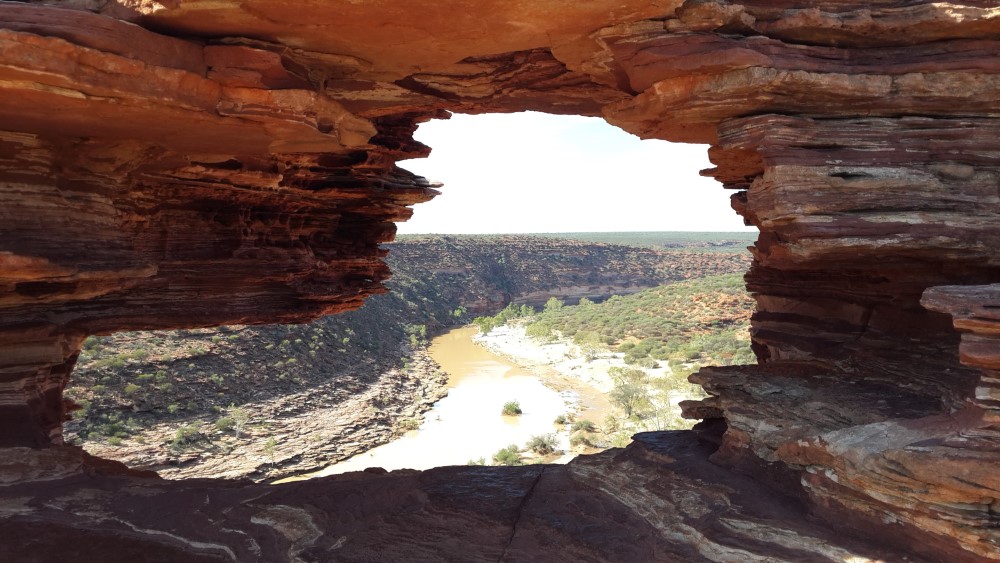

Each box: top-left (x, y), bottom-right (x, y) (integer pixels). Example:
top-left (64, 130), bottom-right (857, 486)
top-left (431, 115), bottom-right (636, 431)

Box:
top-left (0, 432), bottom-right (927, 563)
top-left (0, 5), bottom-right (435, 446)
top-left (1, 1), bottom-right (999, 560)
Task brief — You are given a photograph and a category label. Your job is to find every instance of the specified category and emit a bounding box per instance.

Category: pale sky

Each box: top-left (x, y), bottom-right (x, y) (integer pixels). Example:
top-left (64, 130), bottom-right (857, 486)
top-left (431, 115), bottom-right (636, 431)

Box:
top-left (397, 111), bottom-right (755, 234)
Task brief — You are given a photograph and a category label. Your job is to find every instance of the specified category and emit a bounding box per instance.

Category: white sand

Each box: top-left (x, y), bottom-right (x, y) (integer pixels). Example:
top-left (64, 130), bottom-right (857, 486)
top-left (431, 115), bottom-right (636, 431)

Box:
top-left (472, 323), bottom-right (673, 394)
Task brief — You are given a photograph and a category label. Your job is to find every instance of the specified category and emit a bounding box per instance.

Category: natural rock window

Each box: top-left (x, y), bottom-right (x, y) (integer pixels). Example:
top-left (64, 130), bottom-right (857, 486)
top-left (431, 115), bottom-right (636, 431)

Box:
top-left (1, 2), bottom-right (997, 561)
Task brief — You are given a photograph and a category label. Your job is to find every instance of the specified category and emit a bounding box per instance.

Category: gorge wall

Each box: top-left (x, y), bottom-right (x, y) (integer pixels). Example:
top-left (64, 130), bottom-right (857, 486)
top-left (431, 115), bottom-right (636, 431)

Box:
top-left (1, 1), bottom-right (998, 561)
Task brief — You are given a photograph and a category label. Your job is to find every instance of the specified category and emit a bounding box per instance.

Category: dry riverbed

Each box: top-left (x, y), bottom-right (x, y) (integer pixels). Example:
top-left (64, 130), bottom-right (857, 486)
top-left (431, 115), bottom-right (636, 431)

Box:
top-left (474, 321), bottom-right (702, 439)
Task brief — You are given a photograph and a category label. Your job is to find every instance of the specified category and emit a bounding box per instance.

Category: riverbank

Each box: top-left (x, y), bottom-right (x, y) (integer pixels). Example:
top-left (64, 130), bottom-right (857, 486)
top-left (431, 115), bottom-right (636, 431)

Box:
top-left (473, 322), bottom-right (677, 394)
top-left (288, 326), bottom-right (612, 479)
top-left (474, 321), bottom-right (704, 443)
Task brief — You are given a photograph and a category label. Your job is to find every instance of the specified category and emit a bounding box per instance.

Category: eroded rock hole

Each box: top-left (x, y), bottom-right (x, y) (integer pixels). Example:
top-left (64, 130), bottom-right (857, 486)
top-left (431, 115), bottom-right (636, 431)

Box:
top-left (62, 112), bottom-right (759, 482)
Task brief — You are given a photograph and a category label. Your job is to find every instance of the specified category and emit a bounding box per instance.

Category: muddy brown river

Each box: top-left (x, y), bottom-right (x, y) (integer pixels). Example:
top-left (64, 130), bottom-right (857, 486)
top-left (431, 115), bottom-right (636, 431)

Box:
top-left (302, 326), bottom-right (610, 477)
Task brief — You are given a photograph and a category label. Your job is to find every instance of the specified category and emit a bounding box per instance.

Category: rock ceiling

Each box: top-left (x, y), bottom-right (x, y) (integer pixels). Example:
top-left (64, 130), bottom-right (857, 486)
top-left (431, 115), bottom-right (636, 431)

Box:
top-left (0, 0), bottom-right (998, 560)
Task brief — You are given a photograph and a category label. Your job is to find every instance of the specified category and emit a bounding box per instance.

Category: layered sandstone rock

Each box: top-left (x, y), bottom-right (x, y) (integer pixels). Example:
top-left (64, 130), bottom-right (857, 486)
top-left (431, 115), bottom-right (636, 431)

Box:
top-left (1, 0), bottom-right (999, 560)
top-left (0, 432), bottom-right (925, 562)
top-left (0, 4), bottom-right (436, 446)
top-left (924, 284), bottom-right (1000, 423)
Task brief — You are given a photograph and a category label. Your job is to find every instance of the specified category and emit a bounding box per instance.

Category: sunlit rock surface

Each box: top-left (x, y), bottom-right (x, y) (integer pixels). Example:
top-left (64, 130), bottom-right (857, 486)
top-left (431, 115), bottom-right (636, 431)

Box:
top-left (1, 1), bottom-right (998, 560)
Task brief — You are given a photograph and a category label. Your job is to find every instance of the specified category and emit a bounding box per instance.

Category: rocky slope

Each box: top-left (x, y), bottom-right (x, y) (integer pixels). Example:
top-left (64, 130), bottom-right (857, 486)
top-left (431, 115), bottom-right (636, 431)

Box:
top-left (1, 1), bottom-right (998, 561)
top-left (0, 433), bottom-right (926, 563)
top-left (391, 235), bottom-right (748, 312)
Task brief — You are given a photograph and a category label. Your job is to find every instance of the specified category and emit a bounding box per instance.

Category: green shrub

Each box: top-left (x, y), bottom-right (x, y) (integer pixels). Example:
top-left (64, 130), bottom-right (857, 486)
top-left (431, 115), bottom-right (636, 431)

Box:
top-left (264, 437), bottom-right (277, 463)
top-left (123, 383), bottom-right (140, 394)
top-left (635, 357), bottom-right (659, 369)
top-left (172, 423), bottom-right (202, 449)
top-left (215, 416), bottom-right (235, 432)
top-left (474, 303), bottom-right (534, 334)
top-left (525, 322), bottom-right (553, 340)
top-left (571, 419), bottom-right (596, 433)
top-left (493, 444), bottom-right (522, 466)
top-left (526, 434), bottom-right (557, 455)
top-left (501, 400), bottom-right (522, 416)
top-left (544, 297), bottom-right (563, 312)
top-left (570, 432), bottom-right (594, 447)
top-left (603, 414), bottom-right (621, 433)
top-left (467, 457), bottom-right (486, 466)
top-left (553, 414), bottom-right (568, 425)
top-left (610, 382), bottom-right (651, 418)
top-left (225, 405), bottom-right (251, 437)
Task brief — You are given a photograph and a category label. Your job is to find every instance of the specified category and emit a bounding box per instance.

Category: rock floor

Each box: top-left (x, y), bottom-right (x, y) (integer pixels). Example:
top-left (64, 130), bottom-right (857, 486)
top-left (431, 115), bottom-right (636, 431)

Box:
top-left (0, 431), bottom-right (928, 562)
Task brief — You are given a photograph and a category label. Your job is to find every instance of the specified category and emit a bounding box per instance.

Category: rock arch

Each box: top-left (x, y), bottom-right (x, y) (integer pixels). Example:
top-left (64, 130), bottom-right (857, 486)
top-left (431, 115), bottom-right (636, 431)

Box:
top-left (0, 1), bottom-right (997, 560)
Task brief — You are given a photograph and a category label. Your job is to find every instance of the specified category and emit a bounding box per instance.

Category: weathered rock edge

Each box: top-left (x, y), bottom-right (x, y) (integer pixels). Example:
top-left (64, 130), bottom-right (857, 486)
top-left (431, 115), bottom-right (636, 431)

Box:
top-left (0, 432), bottom-right (929, 563)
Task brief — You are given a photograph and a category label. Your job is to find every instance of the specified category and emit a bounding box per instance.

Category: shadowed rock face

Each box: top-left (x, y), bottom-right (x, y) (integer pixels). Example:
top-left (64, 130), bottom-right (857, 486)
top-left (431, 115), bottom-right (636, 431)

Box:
top-left (0, 432), bottom-right (932, 563)
top-left (1, 1), bottom-right (998, 561)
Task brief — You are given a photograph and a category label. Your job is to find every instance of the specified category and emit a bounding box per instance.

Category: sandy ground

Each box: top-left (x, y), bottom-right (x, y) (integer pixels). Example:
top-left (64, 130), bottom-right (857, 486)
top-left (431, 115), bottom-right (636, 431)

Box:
top-left (473, 322), bottom-right (672, 394)
top-left (474, 322), bottom-right (702, 439)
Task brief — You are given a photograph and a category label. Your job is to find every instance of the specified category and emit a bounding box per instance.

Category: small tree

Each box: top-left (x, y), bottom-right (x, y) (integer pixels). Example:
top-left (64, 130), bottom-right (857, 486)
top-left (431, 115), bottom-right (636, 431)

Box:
top-left (264, 437), bottom-right (277, 465)
top-left (544, 297), bottom-right (564, 313)
top-left (227, 405), bottom-right (251, 438)
top-left (610, 382), bottom-right (651, 418)
top-left (608, 368), bottom-right (651, 418)
top-left (609, 366), bottom-right (648, 386)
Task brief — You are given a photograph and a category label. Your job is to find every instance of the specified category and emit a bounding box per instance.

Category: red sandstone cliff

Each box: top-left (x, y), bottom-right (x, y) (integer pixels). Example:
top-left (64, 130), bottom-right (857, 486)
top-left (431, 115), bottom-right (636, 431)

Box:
top-left (1, 1), bottom-right (998, 561)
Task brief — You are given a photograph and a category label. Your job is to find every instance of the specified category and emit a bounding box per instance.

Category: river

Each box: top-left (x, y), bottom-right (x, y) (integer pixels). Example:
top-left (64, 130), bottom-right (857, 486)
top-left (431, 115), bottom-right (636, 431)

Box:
top-left (302, 326), bottom-right (610, 477)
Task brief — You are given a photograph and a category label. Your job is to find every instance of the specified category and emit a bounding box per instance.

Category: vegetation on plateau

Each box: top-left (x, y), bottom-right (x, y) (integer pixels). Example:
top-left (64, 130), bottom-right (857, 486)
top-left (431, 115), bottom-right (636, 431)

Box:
top-left (524, 274), bottom-right (754, 366)
top-left (473, 272), bottom-right (755, 450)
top-left (535, 231), bottom-right (756, 253)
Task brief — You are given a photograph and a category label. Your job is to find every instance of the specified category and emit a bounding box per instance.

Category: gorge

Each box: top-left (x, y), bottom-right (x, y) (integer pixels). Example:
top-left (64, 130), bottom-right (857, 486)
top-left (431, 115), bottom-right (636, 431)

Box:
top-left (63, 235), bottom-right (736, 481)
top-left (1, 1), bottom-right (999, 561)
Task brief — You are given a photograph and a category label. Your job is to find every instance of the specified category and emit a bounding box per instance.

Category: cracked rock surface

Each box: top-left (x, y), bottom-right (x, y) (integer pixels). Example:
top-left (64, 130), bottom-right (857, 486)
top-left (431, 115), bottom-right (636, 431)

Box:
top-left (0, 432), bottom-right (925, 563)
